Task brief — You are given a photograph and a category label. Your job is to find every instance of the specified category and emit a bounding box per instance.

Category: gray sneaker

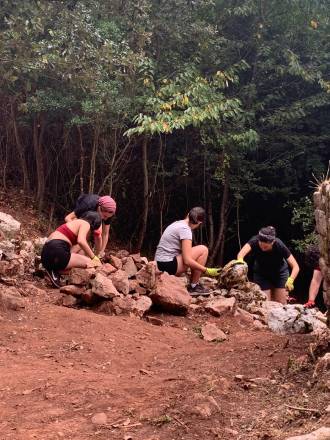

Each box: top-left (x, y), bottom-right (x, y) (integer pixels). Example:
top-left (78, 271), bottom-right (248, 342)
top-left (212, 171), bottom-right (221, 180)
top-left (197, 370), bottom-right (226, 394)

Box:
top-left (187, 283), bottom-right (210, 297)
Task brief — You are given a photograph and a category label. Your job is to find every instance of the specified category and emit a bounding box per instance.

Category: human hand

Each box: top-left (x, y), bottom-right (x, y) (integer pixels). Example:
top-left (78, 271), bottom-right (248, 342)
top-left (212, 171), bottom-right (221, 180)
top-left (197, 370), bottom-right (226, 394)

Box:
top-left (285, 276), bottom-right (294, 292)
top-left (204, 267), bottom-right (222, 277)
top-left (90, 255), bottom-right (102, 267)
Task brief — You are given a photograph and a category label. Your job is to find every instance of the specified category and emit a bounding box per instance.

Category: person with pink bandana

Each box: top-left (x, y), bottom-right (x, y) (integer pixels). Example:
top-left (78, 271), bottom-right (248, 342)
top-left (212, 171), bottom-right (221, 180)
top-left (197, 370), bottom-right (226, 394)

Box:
top-left (65, 194), bottom-right (117, 258)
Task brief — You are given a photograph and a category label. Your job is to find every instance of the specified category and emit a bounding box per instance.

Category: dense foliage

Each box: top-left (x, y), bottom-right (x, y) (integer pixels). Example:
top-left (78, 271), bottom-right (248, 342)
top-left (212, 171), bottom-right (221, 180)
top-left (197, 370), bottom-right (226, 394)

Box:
top-left (0, 0), bottom-right (329, 261)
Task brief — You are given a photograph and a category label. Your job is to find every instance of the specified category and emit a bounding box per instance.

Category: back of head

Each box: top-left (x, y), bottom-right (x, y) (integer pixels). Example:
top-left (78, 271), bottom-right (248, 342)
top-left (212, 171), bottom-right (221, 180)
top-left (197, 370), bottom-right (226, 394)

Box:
top-left (305, 244), bottom-right (320, 269)
top-left (188, 207), bottom-right (205, 224)
top-left (98, 196), bottom-right (117, 214)
top-left (258, 226), bottom-right (276, 243)
top-left (80, 211), bottom-right (102, 231)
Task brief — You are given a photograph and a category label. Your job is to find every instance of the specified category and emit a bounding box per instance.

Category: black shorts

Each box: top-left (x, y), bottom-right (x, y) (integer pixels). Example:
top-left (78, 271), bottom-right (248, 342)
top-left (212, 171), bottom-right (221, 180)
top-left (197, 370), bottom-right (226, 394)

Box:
top-left (156, 258), bottom-right (178, 275)
top-left (253, 264), bottom-right (289, 290)
top-left (41, 239), bottom-right (71, 272)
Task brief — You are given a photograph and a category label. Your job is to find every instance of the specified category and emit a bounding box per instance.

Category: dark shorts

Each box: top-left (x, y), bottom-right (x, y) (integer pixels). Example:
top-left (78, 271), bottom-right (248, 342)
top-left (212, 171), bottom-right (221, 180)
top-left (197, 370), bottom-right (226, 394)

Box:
top-left (41, 239), bottom-right (71, 272)
top-left (156, 257), bottom-right (178, 276)
top-left (253, 264), bottom-right (289, 290)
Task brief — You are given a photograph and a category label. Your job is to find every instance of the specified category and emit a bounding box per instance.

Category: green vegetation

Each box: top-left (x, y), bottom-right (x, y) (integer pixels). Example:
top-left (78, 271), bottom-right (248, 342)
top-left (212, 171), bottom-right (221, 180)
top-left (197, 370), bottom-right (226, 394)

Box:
top-left (0, 0), bottom-right (329, 261)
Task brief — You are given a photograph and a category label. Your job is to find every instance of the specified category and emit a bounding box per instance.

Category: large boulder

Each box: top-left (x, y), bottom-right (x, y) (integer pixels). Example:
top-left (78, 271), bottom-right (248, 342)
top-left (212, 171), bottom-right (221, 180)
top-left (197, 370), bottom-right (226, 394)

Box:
top-left (0, 212), bottom-right (21, 239)
top-left (218, 260), bottom-right (248, 290)
top-left (266, 303), bottom-right (326, 335)
top-left (150, 272), bottom-right (191, 314)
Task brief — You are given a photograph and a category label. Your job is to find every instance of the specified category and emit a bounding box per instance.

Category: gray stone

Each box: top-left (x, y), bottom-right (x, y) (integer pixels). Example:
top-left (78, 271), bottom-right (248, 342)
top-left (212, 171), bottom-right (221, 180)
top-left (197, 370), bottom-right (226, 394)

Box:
top-left (0, 212), bottom-right (21, 239)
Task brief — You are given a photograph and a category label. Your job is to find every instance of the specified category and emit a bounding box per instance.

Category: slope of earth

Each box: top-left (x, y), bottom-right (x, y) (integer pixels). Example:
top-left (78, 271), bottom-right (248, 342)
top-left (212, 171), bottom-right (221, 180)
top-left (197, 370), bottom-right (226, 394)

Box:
top-left (0, 189), bottom-right (329, 440)
top-left (0, 287), bottom-right (329, 440)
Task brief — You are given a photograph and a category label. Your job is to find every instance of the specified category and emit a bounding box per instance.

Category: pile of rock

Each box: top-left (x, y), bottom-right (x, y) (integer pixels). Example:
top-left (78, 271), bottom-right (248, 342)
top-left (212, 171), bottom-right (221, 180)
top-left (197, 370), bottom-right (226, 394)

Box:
top-left (0, 211), bottom-right (46, 284)
top-left (58, 251), bottom-right (192, 317)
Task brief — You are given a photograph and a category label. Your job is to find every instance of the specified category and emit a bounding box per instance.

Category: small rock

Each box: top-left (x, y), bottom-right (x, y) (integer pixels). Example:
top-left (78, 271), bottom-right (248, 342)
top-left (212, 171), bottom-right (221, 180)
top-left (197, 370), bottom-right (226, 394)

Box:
top-left (201, 323), bottom-right (227, 342)
top-left (205, 297), bottom-right (236, 317)
top-left (68, 268), bottom-right (96, 285)
top-left (111, 269), bottom-right (130, 295)
top-left (132, 296), bottom-right (152, 317)
top-left (110, 255), bottom-right (122, 270)
top-left (146, 316), bottom-right (164, 326)
top-left (91, 412), bottom-right (108, 426)
top-left (60, 285), bottom-right (85, 297)
top-left (62, 295), bottom-right (78, 307)
top-left (123, 257), bottom-right (138, 278)
top-left (91, 273), bottom-right (120, 299)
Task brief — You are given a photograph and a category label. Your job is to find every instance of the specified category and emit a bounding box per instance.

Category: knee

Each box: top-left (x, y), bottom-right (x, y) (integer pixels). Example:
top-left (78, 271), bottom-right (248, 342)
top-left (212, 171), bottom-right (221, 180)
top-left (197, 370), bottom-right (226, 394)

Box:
top-left (200, 245), bottom-right (208, 256)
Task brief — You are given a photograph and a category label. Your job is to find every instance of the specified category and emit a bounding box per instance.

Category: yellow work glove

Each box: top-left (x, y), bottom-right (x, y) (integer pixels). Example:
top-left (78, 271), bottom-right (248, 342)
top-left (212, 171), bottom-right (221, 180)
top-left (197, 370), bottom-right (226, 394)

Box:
top-left (204, 267), bottom-right (222, 277)
top-left (235, 258), bottom-right (245, 264)
top-left (285, 276), bottom-right (294, 292)
top-left (91, 255), bottom-right (101, 262)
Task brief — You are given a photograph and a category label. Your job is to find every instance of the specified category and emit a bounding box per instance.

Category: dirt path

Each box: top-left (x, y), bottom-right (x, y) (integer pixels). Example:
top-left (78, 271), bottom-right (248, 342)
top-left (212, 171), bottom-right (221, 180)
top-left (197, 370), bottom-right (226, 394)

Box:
top-left (0, 287), bottom-right (328, 440)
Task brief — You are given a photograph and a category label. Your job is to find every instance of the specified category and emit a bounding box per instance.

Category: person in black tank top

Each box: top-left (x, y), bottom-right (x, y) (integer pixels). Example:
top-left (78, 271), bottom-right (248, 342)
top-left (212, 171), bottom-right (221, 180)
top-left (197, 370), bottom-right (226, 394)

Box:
top-left (236, 226), bottom-right (300, 304)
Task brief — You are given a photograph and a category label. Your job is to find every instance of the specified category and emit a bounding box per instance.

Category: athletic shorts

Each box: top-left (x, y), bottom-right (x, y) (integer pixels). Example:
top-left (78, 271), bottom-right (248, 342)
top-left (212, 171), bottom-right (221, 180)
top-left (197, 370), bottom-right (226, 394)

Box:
top-left (156, 257), bottom-right (178, 275)
top-left (41, 239), bottom-right (71, 272)
top-left (253, 264), bottom-right (289, 290)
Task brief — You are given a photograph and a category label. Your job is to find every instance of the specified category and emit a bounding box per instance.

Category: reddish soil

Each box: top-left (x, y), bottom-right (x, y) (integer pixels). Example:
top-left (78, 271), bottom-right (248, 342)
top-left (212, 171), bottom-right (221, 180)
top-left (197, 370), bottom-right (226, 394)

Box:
top-left (0, 190), bottom-right (329, 440)
top-left (1, 284), bottom-right (329, 440)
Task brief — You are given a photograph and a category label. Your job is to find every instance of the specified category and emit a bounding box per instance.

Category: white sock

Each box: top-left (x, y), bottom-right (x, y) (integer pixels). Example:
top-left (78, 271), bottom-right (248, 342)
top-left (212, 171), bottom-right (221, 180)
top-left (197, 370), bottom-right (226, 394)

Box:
top-left (190, 283), bottom-right (197, 288)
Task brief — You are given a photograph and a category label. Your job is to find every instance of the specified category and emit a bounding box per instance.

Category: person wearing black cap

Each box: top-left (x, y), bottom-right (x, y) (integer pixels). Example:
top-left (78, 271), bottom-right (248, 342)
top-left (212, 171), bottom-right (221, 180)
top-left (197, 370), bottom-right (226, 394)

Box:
top-left (236, 226), bottom-right (300, 304)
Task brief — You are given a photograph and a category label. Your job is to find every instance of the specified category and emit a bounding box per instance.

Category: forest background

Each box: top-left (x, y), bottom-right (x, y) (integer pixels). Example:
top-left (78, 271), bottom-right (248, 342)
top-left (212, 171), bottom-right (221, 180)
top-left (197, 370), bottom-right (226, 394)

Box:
top-left (0, 0), bottom-right (329, 269)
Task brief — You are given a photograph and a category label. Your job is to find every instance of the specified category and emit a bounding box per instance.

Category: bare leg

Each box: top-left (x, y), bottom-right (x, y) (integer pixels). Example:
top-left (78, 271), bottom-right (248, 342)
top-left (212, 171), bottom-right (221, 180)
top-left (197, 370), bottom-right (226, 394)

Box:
top-left (273, 288), bottom-right (288, 304)
top-left (176, 245), bottom-right (208, 284)
top-left (64, 253), bottom-right (91, 270)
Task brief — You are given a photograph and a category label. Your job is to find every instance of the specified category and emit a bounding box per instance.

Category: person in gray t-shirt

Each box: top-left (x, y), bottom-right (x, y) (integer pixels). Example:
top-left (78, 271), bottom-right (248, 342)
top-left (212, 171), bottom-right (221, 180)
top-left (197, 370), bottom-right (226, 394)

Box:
top-left (155, 207), bottom-right (221, 295)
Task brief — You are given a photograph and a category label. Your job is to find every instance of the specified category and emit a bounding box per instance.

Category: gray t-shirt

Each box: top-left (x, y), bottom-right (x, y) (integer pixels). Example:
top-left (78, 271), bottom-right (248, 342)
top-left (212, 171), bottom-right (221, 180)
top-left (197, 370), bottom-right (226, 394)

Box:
top-left (155, 220), bottom-right (192, 262)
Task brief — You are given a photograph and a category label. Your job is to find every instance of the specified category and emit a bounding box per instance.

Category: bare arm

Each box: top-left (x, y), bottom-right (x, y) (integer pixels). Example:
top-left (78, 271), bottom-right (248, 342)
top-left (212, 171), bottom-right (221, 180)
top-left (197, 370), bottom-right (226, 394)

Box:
top-left (100, 224), bottom-right (110, 255)
top-left (237, 243), bottom-right (252, 260)
top-left (287, 254), bottom-right (300, 280)
top-left (76, 221), bottom-right (95, 259)
top-left (181, 239), bottom-right (206, 272)
top-left (308, 270), bottom-right (323, 302)
top-left (65, 211), bottom-right (77, 223)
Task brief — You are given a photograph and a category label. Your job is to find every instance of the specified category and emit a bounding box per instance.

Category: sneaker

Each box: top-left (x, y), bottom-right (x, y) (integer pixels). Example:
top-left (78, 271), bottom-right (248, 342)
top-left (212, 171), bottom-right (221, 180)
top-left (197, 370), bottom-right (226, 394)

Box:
top-left (187, 283), bottom-right (210, 297)
top-left (45, 269), bottom-right (62, 288)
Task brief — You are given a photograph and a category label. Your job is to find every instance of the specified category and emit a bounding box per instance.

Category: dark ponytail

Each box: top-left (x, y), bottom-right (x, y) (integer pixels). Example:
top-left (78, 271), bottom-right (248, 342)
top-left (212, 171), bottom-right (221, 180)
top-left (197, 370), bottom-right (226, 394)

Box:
top-left (80, 211), bottom-right (102, 231)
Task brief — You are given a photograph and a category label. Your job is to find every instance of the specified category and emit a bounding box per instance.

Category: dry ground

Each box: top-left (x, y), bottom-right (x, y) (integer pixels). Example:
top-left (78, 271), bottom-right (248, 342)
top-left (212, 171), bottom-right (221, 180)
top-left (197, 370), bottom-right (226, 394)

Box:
top-left (0, 188), bottom-right (329, 440)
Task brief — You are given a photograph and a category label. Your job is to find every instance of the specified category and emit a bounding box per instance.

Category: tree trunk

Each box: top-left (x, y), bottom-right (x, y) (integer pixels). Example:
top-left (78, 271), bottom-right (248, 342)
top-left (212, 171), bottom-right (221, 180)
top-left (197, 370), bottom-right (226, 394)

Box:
top-left (33, 116), bottom-right (46, 211)
top-left (209, 171), bottom-right (229, 266)
top-left (206, 176), bottom-right (214, 249)
top-left (136, 137), bottom-right (149, 251)
top-left (77, 126), bottom-right (84, 194)
top-left (88, 125), bottom-right (99, 193)
top-left (11, 104), bottom-right (30, 192)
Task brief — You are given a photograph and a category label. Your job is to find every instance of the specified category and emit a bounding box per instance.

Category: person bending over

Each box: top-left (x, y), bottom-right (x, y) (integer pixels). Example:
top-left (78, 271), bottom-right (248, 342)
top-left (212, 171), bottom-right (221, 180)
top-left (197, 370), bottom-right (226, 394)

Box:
top-left (237, 226), bottom-right (299, 304)
top-left (41, 211), bottom-right (102, 288)
top-left (155, 207), bottom-right (221, 296)
top-left (304, 244), bottom-right (323, 308)
top-left (65, 194), bottom-right (116, 257)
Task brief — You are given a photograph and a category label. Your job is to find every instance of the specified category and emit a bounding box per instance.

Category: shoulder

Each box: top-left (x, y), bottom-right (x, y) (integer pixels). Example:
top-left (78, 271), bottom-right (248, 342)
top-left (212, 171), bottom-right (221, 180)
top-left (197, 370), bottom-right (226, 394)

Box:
top-left (248, 235), bottom-right (258, 246)
top-left (275, 238), bottom-right (291, 253)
